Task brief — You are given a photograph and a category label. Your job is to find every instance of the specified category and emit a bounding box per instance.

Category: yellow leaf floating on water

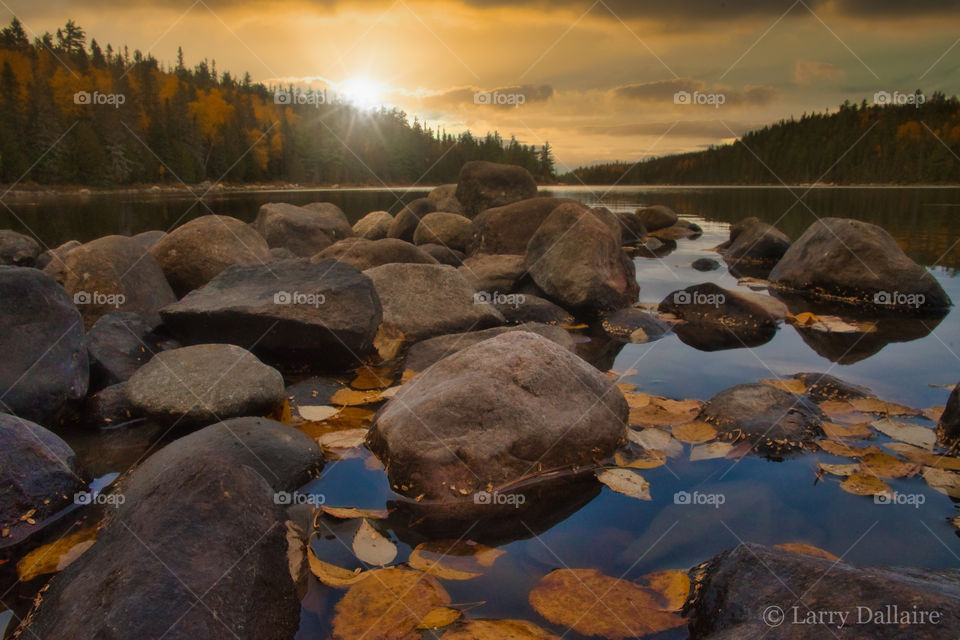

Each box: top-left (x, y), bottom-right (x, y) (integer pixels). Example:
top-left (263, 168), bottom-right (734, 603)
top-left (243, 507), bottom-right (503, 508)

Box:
top-left (629, 396), bottom-right (701, 427)
top-left (818, 462), bottom-right (859, 477)
top-left (614, 449), bottom-right (666, 470)
top-left (760, 378), bottom-right (808, 395)
top-left (858, 452), bottom-right (920, 479)
top-left (884, 443), bottom-right (960, 471)
top-left (307, 548), bottom-right (368, 588)
top-left (528, 569), bottom-right (686, 639)
top-left (321, 506), bottom-right (389, 520)
top-left (924, 406), bottom-right (945, 422)
top-left (839, 473), bottom-right (890, 496)
top-left (332, 567), bottom-right (450, 640)
top-left (351, 365), bottom-right (394, 390)
top-left (628, 427), bottom-right (684, 458)
top-left (17, 527), bottom-right (98, 583)
top-left (408, 540), bottom-right (505, 580)
top-left (352, 518), bottom-right (397, 566)
top-left (671, 421), bottom-right (717, 444)
top-left (417, 607), bottom-right (462, 630)
top-left (641, 570), bottom-right (691, 611)
top-left (923, 467), bottom-right (960, 498)
top-left (849, 398), bottom-right (921, 417)
top-left (822, 421), bottom-right (873, 440)
top-left (788, 312), bottom-right (818, 326)
top-left (775, 542), bottom-right (842, 562)
top-left (616, 382), bottom-right (637, 393)
top-left (871, 418), bottom-right (935, 450)
top-left (331, 388), bottom-right (384, 407)
top-left (297, 405), bottom-right (340, 422)
top-left (624, 393), bottom-right (651, 409)
top-left (317, 428), bottom-right (368, 450)
top-left (817, 440), bottom-right (884, 458)
top-left (689, 441), bottom-right (734, 461)
top-left (438, 619), bottom-right (559, 639)
top-left (596, 469), bottom-right (651, 501)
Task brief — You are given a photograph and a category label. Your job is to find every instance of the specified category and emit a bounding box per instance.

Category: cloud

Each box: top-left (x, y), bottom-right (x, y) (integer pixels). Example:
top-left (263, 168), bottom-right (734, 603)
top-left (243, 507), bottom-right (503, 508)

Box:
top-left (578, 120), bottom-right (755, 138)
top-left (421, 84), bottom-right (554, 110)
top-left (793, 60), bottom-right (846, 85)
top-left (612, 79), bottom-right (779, 107)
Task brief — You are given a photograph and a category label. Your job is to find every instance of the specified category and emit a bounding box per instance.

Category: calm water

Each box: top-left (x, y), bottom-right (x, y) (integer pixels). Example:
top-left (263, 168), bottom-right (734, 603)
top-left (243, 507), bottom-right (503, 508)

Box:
top-left (3, 186), bottom-right (959, 639)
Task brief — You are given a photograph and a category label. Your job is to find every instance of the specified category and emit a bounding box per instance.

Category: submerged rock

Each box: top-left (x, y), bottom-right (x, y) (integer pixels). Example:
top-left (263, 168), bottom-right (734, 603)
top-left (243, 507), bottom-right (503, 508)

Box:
top-left (635, 205), bottom-right (678, 232)
top-left (659, 283), bottom-right (783, 351)
top-left (692, 257), bottom-right (721, 271)
top-left (0, 267), bottom-right (88, 425)
top-left (413, 211), bottom-right (473, 251)
top-left (467, 196), bottom-right (574, 255)
top-left (493, 293), bottom-right (574, 326)
top-left (352, 210), bottom-right (393, 240)
top-left (722, 217), bottom-right (791, 266)
top-left (790, 372), bottom-right (872, 403)
top-left (315, 237), bottom-right (438, 271)
top-left (601, 307), bottom-right (673, 342)
top-left (455, 160), bottom-right (538, 216)
top-left (86, 312), bottom-right (177, 392)
top-left (0, 230), bottom-right (40, 266)
top-left (367, 332), bottom-right (627, 502)
top-left (403, 323), bottom-right (574, 372)
top-left (251, 202), bottom-right (336, 256)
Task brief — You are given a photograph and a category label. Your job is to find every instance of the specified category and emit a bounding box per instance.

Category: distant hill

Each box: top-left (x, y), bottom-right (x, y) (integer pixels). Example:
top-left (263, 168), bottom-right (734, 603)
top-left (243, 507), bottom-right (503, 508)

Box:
top-left (563, 95), bottom-right (960, 185)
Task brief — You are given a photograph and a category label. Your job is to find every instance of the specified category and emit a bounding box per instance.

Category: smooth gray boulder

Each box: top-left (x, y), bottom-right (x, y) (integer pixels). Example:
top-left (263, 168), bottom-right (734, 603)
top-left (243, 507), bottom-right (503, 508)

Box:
top-left (413, 211), bottom-right (473, 251)
top-left (86, 312), bottom-right (177, 392)
top-left (722, 218), bottom-right (791, 265)
top-left (251, 202), bottom-right (336, 256)
top-left (467, 197), bottom-right (574, 255)
top-left (418, 243), bottom-right (464, 266)
top-left (659, 283), bottom-right (783, 351)
top-left (352, 210), bottom-right (393, 240)
top-left (0, 230), bottom-right (40, 266)
top-left (315, 237), bottom-right (438, 271)
top-left (302, 202), bottom-right (353, 241)
top-left (426, 184), bottom-right (464, 214)
top-left (386, 198), bottom-right (436, 242)
top-left (458, 254), bottom-right (528, 293)
top-left (635, 204), bottom-right (678, 231)
top-left (403, 323), bottom-right (574, 372)
top-left (455, 161), bottom-right (538, 217)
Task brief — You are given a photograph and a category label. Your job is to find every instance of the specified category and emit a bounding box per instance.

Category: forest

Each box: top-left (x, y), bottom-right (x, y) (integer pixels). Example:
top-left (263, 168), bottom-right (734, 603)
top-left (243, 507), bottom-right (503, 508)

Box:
top-left (564, 94), bottom-right (960, 185)
top-left (0, 19), bottom-right (556, 187)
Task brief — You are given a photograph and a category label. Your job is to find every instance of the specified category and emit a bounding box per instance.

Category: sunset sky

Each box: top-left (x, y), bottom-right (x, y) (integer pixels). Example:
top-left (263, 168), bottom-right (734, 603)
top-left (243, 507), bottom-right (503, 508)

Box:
top-left (10, 0), bottom-right (960, 169)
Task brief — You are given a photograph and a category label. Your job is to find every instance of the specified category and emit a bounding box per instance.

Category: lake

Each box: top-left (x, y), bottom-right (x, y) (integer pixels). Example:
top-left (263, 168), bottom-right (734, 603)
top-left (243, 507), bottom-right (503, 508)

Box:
top-left (2, 186), bottom-right (959, 639)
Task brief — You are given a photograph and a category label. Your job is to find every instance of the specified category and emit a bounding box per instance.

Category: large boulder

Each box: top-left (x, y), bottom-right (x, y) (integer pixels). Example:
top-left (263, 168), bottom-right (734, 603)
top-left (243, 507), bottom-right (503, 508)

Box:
top-left (615, 211), bottom-right (648, 245)
top-left (769, 218), bottom-right (951, 311)
top-left (86, 312), bottom-right (178, 392)
top-left (601, 307), bottom-right (673, 343)
top-left (387, 198), bottom-right (436, 242)
top-left (314, 237), bottom-right (438, 271)
top-left (44, 234), bottom-right (176, 328)
top-left (455, 161), bottom-right (538, 217)
top-left (366, 332), bottom-right (627, 501)
top-left (125, 344), bottom-right (285, 427)
top-left (426, 184), bottom-right (464, 214)
top-left (131, 229), bottom-right (166, 252)
top-left (160, 259), bottom-right (382, 370)
top-left (413, 212), bottom-right (473, 251)
top-left (0, 413), bottom-right (86, 539)
top-left (150, 215), bottom-right (272, 297)
top-left (722, 218), bottom-right (791, 267)
top-left (0, 267), bottom-right (88, 425)
top-left (34, 239), bottom-right (80, 270)
top-left (458, 254), bottom-right (528, 293)
top-left (938, 383), bottom-right (960, 445)
top-left (352, 210), bottom-right (393, 240)
top-left (251, 203), bottom-right (336, 257)
top-left (418, 243), bottom-right (465, 266)
top-left (635, 205), bottom-right (678, 231)
top-left (302, 202), bottom-right (353, 241)
top-left (0, 230), bottom-right (40, 266)
top-left (689, 543), bottom-right (960, 639)
top-left (467, 197), bottom-right (574, 255)
top-left (365, 263), bottom-right (504, 342)
top-left (493, 293), bottom-right (574, 326)
top-left (526, 203), bottom-right (639, 314)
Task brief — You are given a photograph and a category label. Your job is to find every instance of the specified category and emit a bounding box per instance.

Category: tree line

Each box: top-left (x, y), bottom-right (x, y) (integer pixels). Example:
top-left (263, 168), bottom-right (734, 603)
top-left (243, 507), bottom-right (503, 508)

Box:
top-left (0, 19), bottom-right (556, 187)
top-left (563, 94), bottom-right (960, 185)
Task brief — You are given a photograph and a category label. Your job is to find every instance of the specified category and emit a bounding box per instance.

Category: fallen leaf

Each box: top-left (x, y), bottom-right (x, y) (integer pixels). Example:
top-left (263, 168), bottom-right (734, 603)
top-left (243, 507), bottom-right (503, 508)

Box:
top-left (17, 527), bottom-right (98, 582)
top-left (401, 369), bottom-right (419, 383)
top-left (297, 405), bottom-right (340, 422)
top-left (320, 506), bottom-right (389, 520)
top-left (760, 378), bottom-right (807, 395)
top-left (439, 619), bottom-right (559, 639)
top-left (641, 570), bottom-right (690, 611)
top-left (628, 428), bottom-right (683, 457)
top-left (408, 540), bottom-right (505, 580)
top-left (822, 421), bottom-right (873, 440)
top-left (307, 549), bottom-right (368, 587)
top-left (596, 469), bottom-right (652, 501)
top-left (352, 519), bottom-right (397, 566)
top-left (614, 449), bottom-right (666, 470)
top-left (690, 441), bottom-right (734, 461)
top-left (923, 407), bottom-right (945, 422)
top-left (352, 366), bottom-right (394, 390)
top-left (616, 382), bottom-right (637, 393)
top-left (317, 428), bottom-right (368, 450)
top-left (331, 388), bottom-right (383, 407)
top-left (817, 440), bottom-right (884, 458)
top-left (923, 467), bottom-right (960, 498)
top-left (839, 473), bottom-right (890, 496)
top-left (269, 398), bottom-right (293, 424)
top-left (624, 393), bottom-right (651, 409)
top-left (374, 325), bottom-right (407, 362)
top-left (850, 398), bottom-right (921, 417)
top-left (871, 418), bottom-right (935, 450)
top-left (859, 452), bottom-right (919, 479)
top-left (671, 421), bottom-right (717, 444)
top-left (884, 443), bottom-right (960, 471)
top-left (775, 542), bottom-right (841, 562)
top-left (629, 397), bottom-right (700, 427)
top-left (417, 607), bottom-right (462, 630)
top-left (817, 463), bottom-right (859, 477)
top-left (529, 569), bottom-right (686, 639)
top-left (380, 386), bottom-right (402, 399)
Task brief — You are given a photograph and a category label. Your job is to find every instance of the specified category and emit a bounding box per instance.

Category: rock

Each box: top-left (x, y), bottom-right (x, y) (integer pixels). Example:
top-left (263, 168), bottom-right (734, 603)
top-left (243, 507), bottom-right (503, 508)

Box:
top-left (589, 206), bottom-right (624, 244)
top-left (160, 259), bottom-right (382, 371)
top-left (125, 344), bottom-right (285, 427)
top-left (455, 161), bottom-right (539, 217)
top-left (130, 230), bottom-right (166, 252)
top-left (615, 211), bottom-right (648, 244)
top-left (364, 263), bottom-right (504, 342)
top-left (86, 312), bottom-right (177, 392)
top-left (18, 456), bottom-right (301, 640)
top-left (413, 212), bottom-right (473, 251)
top-left (418, 243), bottom-right (464, 266)
top-left (403, 323), bottom-right (575, 373)
top-left (697, 383), bottom-right (825, 456)
top-left (493, 293), bottom-right (574, 326)
top-left (790, 372), bottom-right (872, 403)
top-left (82, 383), bottom-right (139, 429)
top-left (302, 202), bottom-right (353, 241)
top-left (427, 184), bottom-right (464, 214)
top-left (692, 257), bottom-right (721, 271)
top-left (34, 239), bottom-right (80, 270)
top-left (269, 247), bottom-right (297, 261)
top-left (44, 235), bottom-right (176, 328)
top-left (526, 203), bottom-right (639, 315)
top-left (659, 283), bottom-right (781, 351)
top-left (0, 413), bottom-right (86, 538)
top-left (150, 214), bottom-right (272, 297)
top-left (0, 230), bottom-right (40, 266)
top-left (635, 205), bottom-right (678, 231)
top-left (651, 220), bottom-right (702, 240)
top-left (630, 236), bottom-right (675, 259)
top-left (366, 332), bottom-right (627, 501)
top-left (458, 254), bottom-right (528, 293)
top-left (314, 237), bottom-right (438, 271)
top-left (467, 197), bottom-right (575, 255)
top-left (387, 198), bottom-right (437, 242)
top-left (689, 543), bottom-right (960, 639)
top-left (601, 308), bottom-right (673, 342)
top-left (352, 210), bottom-right (393, 240)
top-left (0, 267), bottom-right (88, 425)
top-left (769, 218), bottom-right (951, 311)
top-left (938, 383), bottom-right (960, 444)
top-left (251, 203), bottom-right (337, 257)
top-left (722, 218), bottom-right (791, 266)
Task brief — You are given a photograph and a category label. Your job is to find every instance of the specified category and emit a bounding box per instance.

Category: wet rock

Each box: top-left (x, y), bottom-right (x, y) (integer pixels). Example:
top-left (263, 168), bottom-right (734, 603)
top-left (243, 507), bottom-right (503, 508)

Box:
top-left (302, 202), bottom-right (353, 241)
top-left (364, 263), bottom-right (504, 342)
top-left (125, 344), bottom-right (285, 427)
top-left (269, 247), bottom-right (297, 261)
top-left (526, 203), bottom-right (639, 315)
top-left (387, 198), bottom-right (437, 242)
top-left (631, 236), bottom-right (676, 259)
top-left (601, 307), bottom-right (673, 342)
top-left (161, 259), bottom-right (382, 370)
top-left (659, 283), bottom-right (782, 351)
top-left (722, 218), bottom-right (791, 266)
top-left (413, 211), bottom-right (473, 251)
top-left (790, 372), bottom-right (872, 403)
top-left (44, 234), bottom-right (176, 328)
top-left (0, 267), bottom-right (88, 425)
top-left (366, 332), bottom-right (627, 502)
top-left (418, 243), bottom-right (464, 266)
top-left (86, 312), bottom-right (177, 392)
top-left (455, 161), bottom-right (539, 217)
top-left (34, 239), bottom-right (80, 270)
top-left (150, 214), bottom-right (272, 297)
top-left (692, 257), bottom-right (721, 271)
top-left (0, 230), bottom-right (40, 266)
top-left (314, 237), bottom-right (438, 271)
top-left (251, 203), bottom-right (336, 257)
top-left (467, 196), bottom-right (575, 255)
top-left (575, 332), bottom-right (627, 370)
top-left (130, 230), bottom-right (166, 252)
top-left (697, 383), bottom-right (825, 456)
top-left (689, 543), bottom-right (960, 639)
top-left (17, 456), bottom-right (301, 640)
top-left (82, 383), bottom-right (139, 429)
top-left (651, 220), bottom-right (703, 240)
top-left (0, 413), bottom-right (86, 539)
top-left (635, 204), bottom-right (678, 231)
top-left (403, 323), bottom-right (574, 372)
top-left (937, 383), bottom-right (960, 444)
top-left (284, 377), bottom-right (345, 415)
top-left (769, 217), bottom-right (951, 311)
top-left (352, 210), bottom-right (393, 240)
top-left (458, 253), bottom-right (528, 293)
top-left (493, 293), bottom-right (574, 326)
top-left (426, 184), bottom-right (464, 214)
top-left (615, 211), bottom-right (648, 244)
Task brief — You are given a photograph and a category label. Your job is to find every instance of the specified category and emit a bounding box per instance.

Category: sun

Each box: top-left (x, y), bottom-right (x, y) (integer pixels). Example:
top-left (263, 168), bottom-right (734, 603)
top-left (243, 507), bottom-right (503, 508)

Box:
top-left (339, 77), bottom-right (385, 110)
